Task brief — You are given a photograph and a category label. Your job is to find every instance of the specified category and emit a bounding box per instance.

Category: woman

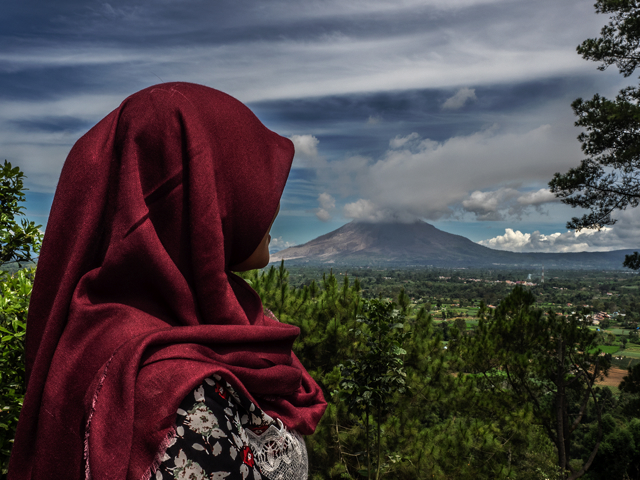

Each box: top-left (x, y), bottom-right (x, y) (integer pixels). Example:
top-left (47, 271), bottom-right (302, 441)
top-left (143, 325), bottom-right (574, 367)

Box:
top-left (8, 83), bottom-right (326, 480)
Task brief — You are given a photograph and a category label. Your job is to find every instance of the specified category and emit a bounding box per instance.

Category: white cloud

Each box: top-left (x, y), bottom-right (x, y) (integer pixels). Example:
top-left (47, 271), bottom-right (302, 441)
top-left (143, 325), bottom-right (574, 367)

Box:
top-left (318, 192), bottom-right (335, 210)
top-left (290, 134), bottom-right (319, 158)
top-left (317, 124), bottom-right (582, 221)
top-left (462, 188), bottom-right (519, 220)
top-left (344, 199), bottom-right (385, 222)
top-left (314, 155), bottom-right (371, 198)
top-left (480, 228), bottom-right (534, 250)
top-left (269, 236), bottom-right (297, 253)
top-left (0, 93), bottom-right (129, 192)
top-left (316, 209), bottom-right (331, 222)
top-left (316, 192), bottom-right (336, 221)
top-left (458, 187), bottom-right (559, 220)
top-left (442, 87), bottom-right (477, 110)
top-left (478, 227), bottom-right (632, 253)
top-left (517, 188), bottom-right (557, 206)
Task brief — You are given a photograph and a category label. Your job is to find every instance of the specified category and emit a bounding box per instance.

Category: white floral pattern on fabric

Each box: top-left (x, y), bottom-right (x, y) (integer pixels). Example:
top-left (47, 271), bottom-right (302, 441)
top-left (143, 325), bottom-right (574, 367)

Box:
top-left (184, 403), bottom-right (226, 438)
top-left (155, 376), bottom-right (307, 480)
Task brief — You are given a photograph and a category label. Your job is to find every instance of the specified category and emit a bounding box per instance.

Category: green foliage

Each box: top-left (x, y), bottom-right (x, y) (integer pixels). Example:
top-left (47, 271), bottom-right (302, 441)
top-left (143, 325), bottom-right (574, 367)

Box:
top-left (0, 160), bottom-right (41, 477)
top-left (461, 286), bottom-right (608, 479)
top-left (621, 363), bottom-right (640, 395)
top-left (592, 344), bottom-right (619, 354)
top-left (619, 363), bottom-right (640, 418)
top-left (578, 413), bottom-right (640, 480)
top-left (0, 269), bottom-right (34, 477)
top-left (549, 89), bottom-right (640, 231)
top-left (577, 0), bottom-right (640, 78)
top-left (0, 160), bottom-right (42, 266)
top-left (338, 299), bottom-right (409, 479)
top-left (548, 1), bottom-right (640, 270)
top-left (244, 266), bottom-right (564, 479)
top-left (453, 317), bottom-right (467, 335)
top-left (5, 254), bottom-right (632, 478)
top-left (624, 251), bottom-right (640, 270)
top-left (2, 242), bottom-right (639, 477)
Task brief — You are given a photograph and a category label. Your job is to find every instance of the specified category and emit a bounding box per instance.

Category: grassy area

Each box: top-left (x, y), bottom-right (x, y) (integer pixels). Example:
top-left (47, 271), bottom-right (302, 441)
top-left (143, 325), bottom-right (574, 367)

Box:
top-left (593, 345), bottom-right (620, 354)
top-left (609, 328), bottom-right (630, 335)
top-left (619, 350), bottom-right (640, 358)
top-left (621, 345), bottom-right (640, 358)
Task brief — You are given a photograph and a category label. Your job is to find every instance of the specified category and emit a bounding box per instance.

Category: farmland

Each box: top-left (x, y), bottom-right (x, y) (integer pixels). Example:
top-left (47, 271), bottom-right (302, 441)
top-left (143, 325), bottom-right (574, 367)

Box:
top-left (286, 265), bottom-right (640, 384)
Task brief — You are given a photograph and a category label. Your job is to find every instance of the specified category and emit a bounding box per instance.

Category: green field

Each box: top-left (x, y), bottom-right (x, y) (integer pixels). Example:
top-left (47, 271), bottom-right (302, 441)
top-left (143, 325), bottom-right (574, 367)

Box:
top-left (620, 349), bottom-right (640, 358)
top-left (593, 345), bottom-right (620, 354)
top-left (609, 328), bottom-right (630, 335)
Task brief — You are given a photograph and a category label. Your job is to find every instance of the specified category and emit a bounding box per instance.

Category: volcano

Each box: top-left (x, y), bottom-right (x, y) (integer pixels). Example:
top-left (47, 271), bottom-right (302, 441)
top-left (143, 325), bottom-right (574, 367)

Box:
top-left (269, 221), bottom-right (636, 269)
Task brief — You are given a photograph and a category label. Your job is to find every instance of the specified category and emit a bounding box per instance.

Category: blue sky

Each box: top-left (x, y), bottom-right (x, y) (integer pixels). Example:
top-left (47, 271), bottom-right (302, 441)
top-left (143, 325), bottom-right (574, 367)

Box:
top-left (2, 0), bottom-right (638, 253)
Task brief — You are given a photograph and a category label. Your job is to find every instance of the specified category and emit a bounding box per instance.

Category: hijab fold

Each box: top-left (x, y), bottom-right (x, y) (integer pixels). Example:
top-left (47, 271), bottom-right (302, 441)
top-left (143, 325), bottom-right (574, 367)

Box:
top-left (8, 83), bottom-right (326, 480)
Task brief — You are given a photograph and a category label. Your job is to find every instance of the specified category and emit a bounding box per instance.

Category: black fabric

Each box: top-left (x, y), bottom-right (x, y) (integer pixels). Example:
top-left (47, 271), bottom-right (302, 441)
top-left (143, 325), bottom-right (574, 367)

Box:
top-left (157, 376), bottom-right (274, 480)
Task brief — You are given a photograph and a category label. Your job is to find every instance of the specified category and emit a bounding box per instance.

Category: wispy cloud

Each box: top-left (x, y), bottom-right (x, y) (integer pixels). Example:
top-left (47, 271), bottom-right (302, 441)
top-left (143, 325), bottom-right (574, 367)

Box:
top-left (442, 87), bottom-right (476, 110)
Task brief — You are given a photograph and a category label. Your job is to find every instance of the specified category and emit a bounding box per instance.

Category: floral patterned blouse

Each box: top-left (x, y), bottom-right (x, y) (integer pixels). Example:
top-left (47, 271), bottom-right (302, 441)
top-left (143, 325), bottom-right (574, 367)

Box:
top-left (155, 374), bottom-right (308, 480)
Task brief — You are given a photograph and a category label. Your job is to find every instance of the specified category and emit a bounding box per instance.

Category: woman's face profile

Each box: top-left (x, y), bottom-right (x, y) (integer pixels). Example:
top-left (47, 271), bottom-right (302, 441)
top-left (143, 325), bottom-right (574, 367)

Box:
top-left (231, 203), bottom-right (280, 272)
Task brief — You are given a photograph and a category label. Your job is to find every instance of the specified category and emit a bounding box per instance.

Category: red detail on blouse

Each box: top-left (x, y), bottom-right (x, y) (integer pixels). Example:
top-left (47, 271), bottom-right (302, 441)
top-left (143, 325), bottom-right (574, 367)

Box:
top-left (242, 446), bottom-right (256, 467)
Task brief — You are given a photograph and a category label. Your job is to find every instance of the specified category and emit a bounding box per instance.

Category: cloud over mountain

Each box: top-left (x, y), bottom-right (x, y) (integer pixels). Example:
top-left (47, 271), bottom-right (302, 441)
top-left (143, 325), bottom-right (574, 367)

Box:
top-left (307, 124), bottom-right (582, 222)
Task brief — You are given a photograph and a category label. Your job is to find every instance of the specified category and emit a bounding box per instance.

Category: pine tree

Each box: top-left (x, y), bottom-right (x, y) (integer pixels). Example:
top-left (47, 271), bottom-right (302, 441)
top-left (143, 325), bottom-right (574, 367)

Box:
top-left (460, 286), bottom-right (609, 479)
top-left (548, 1), bottom-right (640, 269)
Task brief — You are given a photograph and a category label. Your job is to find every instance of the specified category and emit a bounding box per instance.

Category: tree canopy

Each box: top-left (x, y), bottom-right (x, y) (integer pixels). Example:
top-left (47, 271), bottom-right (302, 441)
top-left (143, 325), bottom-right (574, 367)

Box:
top-left (0, 161), bottom-right (41, 477)
top-left (0, 160), bottom-right (42, 268)
top-left (549, 0), bottom-right (640, 268)
top-left (460, 286), bottom-right (609, 479)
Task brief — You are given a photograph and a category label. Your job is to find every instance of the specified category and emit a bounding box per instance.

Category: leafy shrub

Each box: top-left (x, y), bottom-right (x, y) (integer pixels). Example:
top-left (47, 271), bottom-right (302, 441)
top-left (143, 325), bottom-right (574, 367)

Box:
top-left (0, 269), bottom-right (33, 477)
top-left (0, 160), bottom-right (42, 478)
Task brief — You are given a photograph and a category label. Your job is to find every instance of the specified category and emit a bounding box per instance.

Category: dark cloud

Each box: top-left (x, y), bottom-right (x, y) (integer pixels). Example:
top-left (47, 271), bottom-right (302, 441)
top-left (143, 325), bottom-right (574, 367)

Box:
top-left (13, 116), bottom-right (91, 134)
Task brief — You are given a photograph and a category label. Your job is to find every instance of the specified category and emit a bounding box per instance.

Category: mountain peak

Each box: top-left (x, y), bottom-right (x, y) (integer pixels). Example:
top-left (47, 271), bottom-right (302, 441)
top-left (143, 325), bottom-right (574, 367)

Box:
top-left (269, 220), bottom-right (493, 266)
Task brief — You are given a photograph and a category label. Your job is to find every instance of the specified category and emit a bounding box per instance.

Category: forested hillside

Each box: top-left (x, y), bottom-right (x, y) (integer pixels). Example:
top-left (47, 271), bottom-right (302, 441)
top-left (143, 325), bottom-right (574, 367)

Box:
top-left (5, 257), bottom-right (640, 478)
top-left (236, 262), bottom-right (640, 480)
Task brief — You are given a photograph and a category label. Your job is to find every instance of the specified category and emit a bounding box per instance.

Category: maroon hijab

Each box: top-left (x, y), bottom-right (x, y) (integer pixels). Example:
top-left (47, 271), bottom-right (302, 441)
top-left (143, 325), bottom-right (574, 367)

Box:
top-left (8, 83), bottom-right (326, 480)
